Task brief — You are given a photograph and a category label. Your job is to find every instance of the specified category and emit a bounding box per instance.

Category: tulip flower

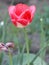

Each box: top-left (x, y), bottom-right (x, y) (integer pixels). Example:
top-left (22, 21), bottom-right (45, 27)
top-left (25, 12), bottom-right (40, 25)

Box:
top-left (5, 42), bottom-right (14, 48)
top-left (0, 42), bottom-right (14, 52)
top-left (0, 43), bottom-right (8, 52)
top-left (8, 3), bottom-right (36, 28)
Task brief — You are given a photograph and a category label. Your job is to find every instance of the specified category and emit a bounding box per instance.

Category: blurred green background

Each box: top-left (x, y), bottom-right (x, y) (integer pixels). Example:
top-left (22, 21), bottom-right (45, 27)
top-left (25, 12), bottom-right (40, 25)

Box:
top-left (0, 0), bottom-right (49, 64)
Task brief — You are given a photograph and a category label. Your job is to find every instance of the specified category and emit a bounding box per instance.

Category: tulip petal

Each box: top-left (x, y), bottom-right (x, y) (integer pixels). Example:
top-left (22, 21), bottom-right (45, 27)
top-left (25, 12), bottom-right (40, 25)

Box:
top-left (0, 44), bottom-right (3, 48)
top-left (1, 47), bottom-right (8, 52)
top-left (8, 6), bottom-right (19, 26)
top-left (8, 6), bottom-right (15, 15)
top-left (20, 10), bottom-right (31, 22)
top-left (11, 18), bottom-right (17, 26)
top-left (15, 3), bottom-right (28, 16)
top-left (5, 42), bottom-right (14, 48)
top-left (17, 19), bottom-right (28, 26)
top-left (29, 5), bottom-right (36, 15)
top-left (16, 22), bottom-right (24, 28)
top-left (29, 5), bottom-right (36, 20)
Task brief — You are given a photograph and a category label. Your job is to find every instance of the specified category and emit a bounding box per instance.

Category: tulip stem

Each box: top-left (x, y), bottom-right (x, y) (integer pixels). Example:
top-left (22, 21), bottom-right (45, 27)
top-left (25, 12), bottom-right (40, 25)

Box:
top-left (8, 49), bottom-right (13, 65)
top-left (24, 28), bottom-right (30, 65)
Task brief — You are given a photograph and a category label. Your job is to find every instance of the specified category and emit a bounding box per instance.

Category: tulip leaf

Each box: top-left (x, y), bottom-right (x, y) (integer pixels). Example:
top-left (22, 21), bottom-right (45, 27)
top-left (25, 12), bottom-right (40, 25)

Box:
top-left (13, 53), bottom-right (46, 65)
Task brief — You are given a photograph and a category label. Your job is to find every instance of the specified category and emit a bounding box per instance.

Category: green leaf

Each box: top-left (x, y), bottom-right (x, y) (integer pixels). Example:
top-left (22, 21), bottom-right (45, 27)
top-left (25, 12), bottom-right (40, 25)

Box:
top-left (13, 53), bottom-right (46, 65)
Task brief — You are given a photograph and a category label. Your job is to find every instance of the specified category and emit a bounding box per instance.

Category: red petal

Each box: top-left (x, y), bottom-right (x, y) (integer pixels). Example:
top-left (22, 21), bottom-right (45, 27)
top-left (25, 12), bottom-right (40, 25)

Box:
top-left (20, 10), bottom-right (31, 22)
top-left (8, 6), bottom-right (15, 16)
top-left (12, 19), bottom-right (17, 26)
top-left (17, 19), bottom-right (28, 26)
top-left (8, 6), bottom-right (18, 26)
top-left (15, 3), bottom-right (29, 16)
top-left (8, 6), bottom-right (18, 20)
top-left (29, 5), bottom-right (36, 19)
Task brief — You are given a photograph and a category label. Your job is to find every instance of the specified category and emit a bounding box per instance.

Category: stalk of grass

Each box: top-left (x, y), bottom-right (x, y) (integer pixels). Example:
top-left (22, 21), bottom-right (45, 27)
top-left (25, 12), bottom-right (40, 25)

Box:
top-left (16, 29), bottom-right (26, 65)
top-left (16, 28), bottom-right (21, 53)
top-left (2, 0), bottom-right (14, 43)
top-left (13, 28), bottom-right (23, 65)
top-left (0, 7), bottom-right (9, 65)
top-left (0, 52), bottom-right (3, 65)
top-left (8, 49), bottom-right (13, 65)
top-left (2, 0), bottom-right (14, 65)
top-left (29, 18), bottom-right (47, 65)
top-left (40, 18), bottom-right (46, 65)
top-left (15, 29), bottom-right (21, 65)
top-left (23, 28), bottom-right (30, 65)
top-left (2, 14), bottom-right (8, 43)
top-left (29, 42), bottom-right (48, 65)
top-left (19, 44), bottom-right (26, 65)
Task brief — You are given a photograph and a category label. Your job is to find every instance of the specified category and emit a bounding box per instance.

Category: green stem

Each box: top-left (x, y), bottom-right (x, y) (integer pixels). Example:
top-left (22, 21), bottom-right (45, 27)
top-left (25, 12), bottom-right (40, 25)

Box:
top-left (0, 52), bottom-right (3, 65)
top-left (2, 15), bottom-right (8, 43)
top-left (16, 28), bottom-right (21, 53)
top-left (40, 18), bottom-right (46, 59)
top-left (2, 1), bottom-right (14, 65)
top-left (40, 18), bottom-right (46, 65)
top-left (30, 18), bottom-right (47, 65)
top-left (8, 49), bottom-right (13, 65)
top-left (15, 29), bottom-right (21, 65)
top-left (19, 44), bottom-right (26, 65)
top-left (2, 0), bottom-right (14, 43)
top-left (24, 28), bottom-right (30, 65)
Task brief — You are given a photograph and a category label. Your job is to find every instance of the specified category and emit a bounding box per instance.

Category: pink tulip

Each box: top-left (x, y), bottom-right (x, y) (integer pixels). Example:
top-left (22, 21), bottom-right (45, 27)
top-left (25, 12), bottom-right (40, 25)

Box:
top-left (8, 3), bottom-right (36, 28)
